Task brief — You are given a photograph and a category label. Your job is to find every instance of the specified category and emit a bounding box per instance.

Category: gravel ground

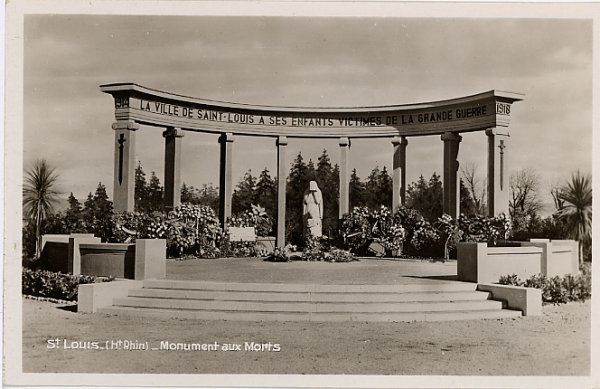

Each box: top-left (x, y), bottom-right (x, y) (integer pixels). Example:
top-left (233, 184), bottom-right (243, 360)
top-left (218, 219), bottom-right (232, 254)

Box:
top-left (22, 298), bottom-right (590, 375)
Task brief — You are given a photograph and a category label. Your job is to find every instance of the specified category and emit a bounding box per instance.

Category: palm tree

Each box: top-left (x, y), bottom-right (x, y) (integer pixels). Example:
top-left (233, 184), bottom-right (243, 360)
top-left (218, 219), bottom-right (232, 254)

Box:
top-left (557, 171), bottom-right (592, 264)
top-left (23, 160), bottom-right (60, 258)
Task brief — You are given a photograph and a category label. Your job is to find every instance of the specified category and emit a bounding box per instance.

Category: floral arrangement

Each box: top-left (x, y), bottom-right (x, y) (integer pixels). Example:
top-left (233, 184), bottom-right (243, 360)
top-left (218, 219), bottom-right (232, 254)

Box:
top-left (341, 206), bottom-right (404, 256)
top-left (227, 204), bottom-right (274, 237)
top-left (265, 244), bottom-right (298, 262)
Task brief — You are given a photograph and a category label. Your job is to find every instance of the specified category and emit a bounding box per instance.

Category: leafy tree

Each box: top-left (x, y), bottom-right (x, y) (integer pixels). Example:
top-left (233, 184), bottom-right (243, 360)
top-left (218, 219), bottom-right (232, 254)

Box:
top-left (147, 172), bottom-right (163, 212)
top-left (406, 173), bottom-right (443, 221)
top-left (134, 161), bottom-right (148, 212)
top-left (557, 171), bottom-right (592, 263)
top-left (315, 150), bottom-right (339, 239)
top-left (232, 170), bottom-right (257, 214)
top-left (181, 183), bottom-right (194, 204)
top-left (64, 192), bottom-right (87, 232)
top-left (286, 153), bottom-right (310, 245)
top-left (364, 166), bottom-right (381, 209)
top-left (83, 182), bottom-right (114, 241)
top-left (509, 168), bottom-right (544, 234)
top-left (180, 182), bottom-right (219, 213)
top-left (197, 183), bottom-right (220, 213)
top-left (363, 166), bottom-right (393, 209)
top-left (255, 168), bottom-right (277, 220)
top-left (349, 168), bottom-right (366, 209)
top-left (23, 159), bottom-right (60, 258)
top-left (460, 162), bottom-right (486, 215)
top-left (460, 179), bottom-right (477, 216)
top-left (376, 166), bottom-right (393, 209)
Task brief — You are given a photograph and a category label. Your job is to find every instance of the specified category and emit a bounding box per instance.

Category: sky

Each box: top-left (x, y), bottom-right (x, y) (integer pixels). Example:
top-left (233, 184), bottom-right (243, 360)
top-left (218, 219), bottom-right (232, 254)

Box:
top-left (23, 16), bottom-right (592, 213)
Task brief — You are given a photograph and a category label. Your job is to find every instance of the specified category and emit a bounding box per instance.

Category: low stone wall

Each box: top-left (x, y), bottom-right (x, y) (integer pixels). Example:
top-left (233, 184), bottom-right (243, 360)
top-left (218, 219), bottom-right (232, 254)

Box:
top-left (39, 234), bottom-right (166, 280)
top-left (477, 283), bottom-right (542, 316)
top-left (458, 239), bottom-right (579, 284)
top-left (457, 242), bottom-right (543, 283)
top-left (40, 234), bottom-right (101, 273)
top-left (78, 239), bottom-right (167, 312)
top-left (78, 280), bottom-right (143, 313)
top-left (523, 239), bottom-right (579, 277)
top-left (40, 241), bottom-right (70, 273)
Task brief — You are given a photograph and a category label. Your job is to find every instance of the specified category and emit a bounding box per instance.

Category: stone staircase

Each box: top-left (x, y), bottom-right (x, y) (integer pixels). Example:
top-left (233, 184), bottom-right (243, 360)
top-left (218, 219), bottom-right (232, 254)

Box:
top-left (98, 279), bottom-right (523, 322)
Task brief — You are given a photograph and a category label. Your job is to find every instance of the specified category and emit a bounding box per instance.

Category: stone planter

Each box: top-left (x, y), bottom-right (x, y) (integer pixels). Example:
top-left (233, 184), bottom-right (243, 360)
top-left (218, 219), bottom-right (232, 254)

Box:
top-left (79, 243), bottom-right (136, 278)
top-left (458, 239), bottom-right (580, 284)
top-left (457, 242), bottom-right (543, 283)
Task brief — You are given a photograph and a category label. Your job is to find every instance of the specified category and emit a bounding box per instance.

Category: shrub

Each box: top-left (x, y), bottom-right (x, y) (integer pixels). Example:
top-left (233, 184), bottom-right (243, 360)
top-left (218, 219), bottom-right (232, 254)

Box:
top-left (22, 268), bottom-right (113, 301)
top-left (545, 276), bottom-right (569, 304)
top-left (523, 273), bottom-right (547, 290)
top-left (499, 273), bottom-right (520, 286)
top-left (498, 272), bottom-right (591, 305)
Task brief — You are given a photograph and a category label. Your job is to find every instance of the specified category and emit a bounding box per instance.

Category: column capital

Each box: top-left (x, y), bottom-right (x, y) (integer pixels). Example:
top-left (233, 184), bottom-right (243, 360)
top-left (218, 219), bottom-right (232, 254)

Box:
top-left (219, 132), bottom-right (235, 143)
top-left (112, 120), bottom-right (140, 131)
top-left (339, 137), bottom-right (350, 147)
top-left (441, 131), bottom-right (462, 142)
top-left (485, 127), bottom-right (510, 137)
top-left (277, 136), bottom-right (288, 146)
top-left (391, 136), bottom-right (408, 146)
top-left (163, 127), bottom-right (184, 138)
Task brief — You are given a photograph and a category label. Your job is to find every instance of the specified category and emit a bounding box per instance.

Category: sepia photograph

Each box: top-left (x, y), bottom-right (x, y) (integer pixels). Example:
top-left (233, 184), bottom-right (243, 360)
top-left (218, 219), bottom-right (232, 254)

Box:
top-left (4, 1), bottom-right (599, 388)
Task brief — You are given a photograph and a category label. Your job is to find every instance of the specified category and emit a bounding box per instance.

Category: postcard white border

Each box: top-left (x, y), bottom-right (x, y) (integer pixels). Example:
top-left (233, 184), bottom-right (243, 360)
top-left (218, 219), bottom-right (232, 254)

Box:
top-left (4, 1), bottom-right (600, 388)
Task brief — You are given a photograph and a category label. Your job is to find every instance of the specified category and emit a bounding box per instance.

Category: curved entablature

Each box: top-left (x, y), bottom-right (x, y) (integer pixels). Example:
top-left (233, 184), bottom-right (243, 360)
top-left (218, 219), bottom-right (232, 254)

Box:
top-left (101, 83), bottom-right (524, 138)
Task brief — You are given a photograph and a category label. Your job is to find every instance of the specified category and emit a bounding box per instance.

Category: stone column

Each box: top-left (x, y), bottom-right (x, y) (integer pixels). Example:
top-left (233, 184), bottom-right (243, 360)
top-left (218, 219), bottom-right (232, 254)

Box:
top-left (486, 128), bottom-right (510, 216)
top-left (112, 120), bottom-right (139, 212)
top-left (219, 132), bottom-right (234, 228)
top-left (163, 127), bottom-right (184, 212)
top-left (392, 136), bottom-right (408, 210)
top-left (339, 137), bottom-right (350, 218)
top-left (276, 136), bottom-right (288, 247)
top-left (441, 131), bottom-right (462, 218)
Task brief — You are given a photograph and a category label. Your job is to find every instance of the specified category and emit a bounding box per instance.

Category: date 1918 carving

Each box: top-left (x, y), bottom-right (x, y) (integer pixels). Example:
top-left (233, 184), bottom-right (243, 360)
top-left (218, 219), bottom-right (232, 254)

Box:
top-left (115, 97), bottom-right (129, 109)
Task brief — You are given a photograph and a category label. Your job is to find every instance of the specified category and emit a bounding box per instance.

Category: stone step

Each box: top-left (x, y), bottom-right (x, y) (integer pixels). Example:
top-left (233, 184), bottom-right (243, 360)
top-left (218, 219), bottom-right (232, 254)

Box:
top-left (99, 306), bottom-right (522, 322)
top-left (129, 288), bottom-right (492, 303)
top-left (112, 296), bottom-right (504, 313)
top-left (142, 279), bottom-right (477, 293)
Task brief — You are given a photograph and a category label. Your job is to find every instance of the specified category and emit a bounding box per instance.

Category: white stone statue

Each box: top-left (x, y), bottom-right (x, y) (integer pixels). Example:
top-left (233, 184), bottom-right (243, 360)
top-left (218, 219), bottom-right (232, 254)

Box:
top-left (303, 180), bottom-right (323, 238)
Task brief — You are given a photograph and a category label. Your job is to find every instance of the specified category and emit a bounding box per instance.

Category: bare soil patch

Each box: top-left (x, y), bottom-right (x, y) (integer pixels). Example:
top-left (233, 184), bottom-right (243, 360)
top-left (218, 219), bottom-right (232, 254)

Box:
top-left (23, 298), bottom-right (590, 375)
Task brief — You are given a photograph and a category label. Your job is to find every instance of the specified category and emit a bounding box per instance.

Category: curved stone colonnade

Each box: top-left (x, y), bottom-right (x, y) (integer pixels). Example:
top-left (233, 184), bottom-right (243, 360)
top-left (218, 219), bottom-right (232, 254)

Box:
top-left (101, 83), bottom-right (524, 246)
